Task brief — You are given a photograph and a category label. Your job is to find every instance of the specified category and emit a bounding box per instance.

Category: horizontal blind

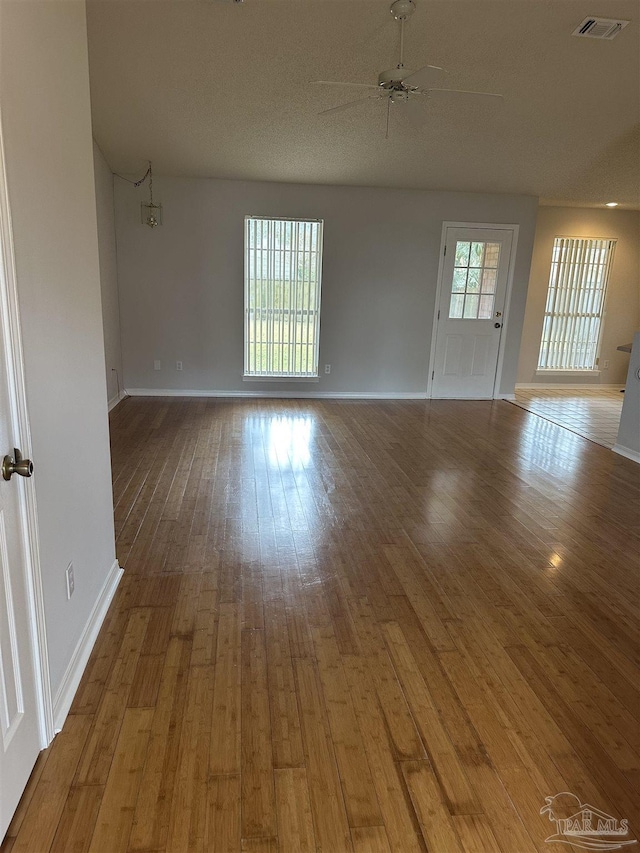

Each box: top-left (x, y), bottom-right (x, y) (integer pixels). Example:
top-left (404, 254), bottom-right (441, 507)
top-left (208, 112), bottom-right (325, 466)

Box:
top-left (537, 237), bottom-right (616, 371)
top-left (244, 217), bottom-right (323, 377)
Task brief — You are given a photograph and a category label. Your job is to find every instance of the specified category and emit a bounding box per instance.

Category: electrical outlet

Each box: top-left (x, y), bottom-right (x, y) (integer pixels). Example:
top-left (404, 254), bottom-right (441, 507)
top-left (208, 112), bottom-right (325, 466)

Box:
top-left (324, 364), bottom-right (331, 374)
top-left (66, 562), bottom-right (75, 600)
top-left (176, 361), bottom-right (183, 371)
top-left (603, 359), bottom-right (610, 369)
top-left (154, 360), bottom-right (161, 371)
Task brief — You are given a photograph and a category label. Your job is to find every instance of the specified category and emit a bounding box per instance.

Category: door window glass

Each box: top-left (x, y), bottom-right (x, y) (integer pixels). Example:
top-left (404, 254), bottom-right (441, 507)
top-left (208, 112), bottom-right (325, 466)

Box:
top-left (448, 241), bottom-right (501, 319)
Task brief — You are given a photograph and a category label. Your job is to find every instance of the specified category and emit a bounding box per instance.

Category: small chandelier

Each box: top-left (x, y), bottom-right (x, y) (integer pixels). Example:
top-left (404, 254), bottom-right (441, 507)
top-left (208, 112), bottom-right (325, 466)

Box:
top-left (140, 161), bottom-right (162, 228)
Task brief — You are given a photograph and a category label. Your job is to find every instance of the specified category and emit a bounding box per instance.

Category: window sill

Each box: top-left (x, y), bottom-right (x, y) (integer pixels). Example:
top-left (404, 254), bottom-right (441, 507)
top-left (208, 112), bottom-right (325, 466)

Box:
top-left (535, 369), bottom-right (600, 377)
top-left (243, 375), bottom-right (319, 383)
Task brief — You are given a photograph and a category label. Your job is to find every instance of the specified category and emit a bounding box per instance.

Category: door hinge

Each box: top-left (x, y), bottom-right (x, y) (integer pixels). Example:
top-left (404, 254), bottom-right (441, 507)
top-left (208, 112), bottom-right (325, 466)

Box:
top-left (437, 309), bottom-right (440, 320)
top-left (444, 245), bottom-right (447, 256)
top-left (432, 370), bottom-right (434, 380)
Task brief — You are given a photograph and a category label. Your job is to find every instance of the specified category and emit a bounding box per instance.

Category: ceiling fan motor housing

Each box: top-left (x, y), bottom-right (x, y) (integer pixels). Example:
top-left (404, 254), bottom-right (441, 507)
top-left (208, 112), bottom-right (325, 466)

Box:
top-left (378, 67), bottom-right (413, 89)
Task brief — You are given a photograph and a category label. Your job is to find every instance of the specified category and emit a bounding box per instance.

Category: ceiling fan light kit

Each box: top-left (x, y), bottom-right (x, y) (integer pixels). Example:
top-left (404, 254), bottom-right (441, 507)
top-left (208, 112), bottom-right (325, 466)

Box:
top-left (312, 0), bottom-right (503, 137)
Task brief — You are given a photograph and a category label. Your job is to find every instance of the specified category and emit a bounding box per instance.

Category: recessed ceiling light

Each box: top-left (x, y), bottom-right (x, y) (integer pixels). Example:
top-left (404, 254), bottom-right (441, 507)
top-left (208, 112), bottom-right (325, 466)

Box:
top-left (605, 202), bottom-right (619, 207)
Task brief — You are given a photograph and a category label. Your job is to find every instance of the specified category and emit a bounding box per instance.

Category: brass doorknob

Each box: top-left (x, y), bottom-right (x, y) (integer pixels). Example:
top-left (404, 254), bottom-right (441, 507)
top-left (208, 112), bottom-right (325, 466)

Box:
top-left (2, 448), bottom-right (33, 481)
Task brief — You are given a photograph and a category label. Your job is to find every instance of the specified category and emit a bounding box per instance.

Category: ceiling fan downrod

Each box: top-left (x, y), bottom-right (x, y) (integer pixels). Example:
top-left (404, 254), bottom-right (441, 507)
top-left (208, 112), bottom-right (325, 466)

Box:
top-left (390, 0), bottom-right (416, 69)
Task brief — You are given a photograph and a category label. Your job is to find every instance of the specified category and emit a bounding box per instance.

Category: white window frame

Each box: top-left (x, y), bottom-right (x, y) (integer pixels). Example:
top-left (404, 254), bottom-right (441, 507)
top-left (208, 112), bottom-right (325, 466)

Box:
top-left (244, 216), bottom-right (324, 380)
top-left (536, 236), bottom-right (616, 374)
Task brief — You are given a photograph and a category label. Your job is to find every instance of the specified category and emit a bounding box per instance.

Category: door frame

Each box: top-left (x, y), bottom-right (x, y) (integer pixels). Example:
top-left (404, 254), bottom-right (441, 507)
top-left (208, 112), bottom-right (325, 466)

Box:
top-left (427, 221), bottom-right (520, 399)
top-left (0, 114), bottom-right (54, 749)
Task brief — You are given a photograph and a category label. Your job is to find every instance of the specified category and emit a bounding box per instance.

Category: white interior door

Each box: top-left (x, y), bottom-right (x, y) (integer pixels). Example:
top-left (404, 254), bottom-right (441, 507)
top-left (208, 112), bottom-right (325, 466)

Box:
top-left (431, 227), bottom-right (514, 398)
top-left (0, 215), bottom-right (42, 843)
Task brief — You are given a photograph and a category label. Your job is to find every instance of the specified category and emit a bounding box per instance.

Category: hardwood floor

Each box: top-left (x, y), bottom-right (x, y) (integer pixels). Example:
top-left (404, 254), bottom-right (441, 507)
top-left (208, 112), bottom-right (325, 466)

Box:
top-left (3, 397), bottom-right (639, 853)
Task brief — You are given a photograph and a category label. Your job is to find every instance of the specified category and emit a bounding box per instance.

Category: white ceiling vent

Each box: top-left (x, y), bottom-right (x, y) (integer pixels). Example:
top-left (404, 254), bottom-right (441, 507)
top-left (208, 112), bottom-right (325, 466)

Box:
top-left (572, 17), bottom-right (630, 39)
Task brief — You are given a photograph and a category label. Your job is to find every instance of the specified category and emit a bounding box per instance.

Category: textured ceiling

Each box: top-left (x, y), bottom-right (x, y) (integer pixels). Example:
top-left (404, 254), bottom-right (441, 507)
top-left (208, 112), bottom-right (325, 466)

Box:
top-left (87, 0), bottom-right (640, 207)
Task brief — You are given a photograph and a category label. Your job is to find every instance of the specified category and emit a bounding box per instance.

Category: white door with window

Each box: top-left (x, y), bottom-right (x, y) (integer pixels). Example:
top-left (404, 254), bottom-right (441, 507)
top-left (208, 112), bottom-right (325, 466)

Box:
top-left (431, 226), bottom-right (514, 398)
top-left (0, 194), bottom-right (43, 839)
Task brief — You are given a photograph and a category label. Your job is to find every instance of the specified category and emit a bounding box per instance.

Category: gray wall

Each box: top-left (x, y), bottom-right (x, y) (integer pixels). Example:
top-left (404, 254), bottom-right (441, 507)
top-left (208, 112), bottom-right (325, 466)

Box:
top-left (115, 176), bottom-right (538, 398)
top-left (1, 0), bottom-right (117, 697)
top-left (615, 331), bottom-right (640, 460)
top-left (518, 206), bottom-right (640, 386)
top-left (93, 141), bottom-right (123, 407)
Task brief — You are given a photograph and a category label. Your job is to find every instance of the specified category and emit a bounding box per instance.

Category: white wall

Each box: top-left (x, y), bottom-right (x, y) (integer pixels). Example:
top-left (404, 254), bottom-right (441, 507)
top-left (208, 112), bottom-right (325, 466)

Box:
top-left (615, 332), bottom-right (640, 462)
top-left (93, 141), bottom-right (123, 408)
top-left (0, 0), bottom-right (117, 698)
top-left (115, 177), bottom-right (538, 397)
top-left (518, 206), bottom-right (640, 385)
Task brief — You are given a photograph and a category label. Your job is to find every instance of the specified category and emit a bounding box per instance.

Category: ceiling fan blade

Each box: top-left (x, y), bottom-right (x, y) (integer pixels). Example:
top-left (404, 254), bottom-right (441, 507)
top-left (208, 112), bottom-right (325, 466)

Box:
top-left (401, 64), bottom-right (445, 88)
top-left (426, 87), bottom-right (503, 99)
top-left (311, 80), bottom-right (381, 91)
top-left (319, 94), bottom-right (383, 116)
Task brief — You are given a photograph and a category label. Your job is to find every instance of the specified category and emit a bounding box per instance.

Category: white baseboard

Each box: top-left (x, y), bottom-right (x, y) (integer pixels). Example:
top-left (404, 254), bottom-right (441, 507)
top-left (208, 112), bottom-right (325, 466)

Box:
top-left (515, 383), bottom-right (624, 390)
top-left (125, 387), bottom-right (429, 400)
top-left (108, 389), bottom-right (127, 412)
top-left (125, 388), bottom-right (521, 402)
top-left (52, 559), bottom-right (123, 732)
top-left (612, 444), bottom-right (640, 464)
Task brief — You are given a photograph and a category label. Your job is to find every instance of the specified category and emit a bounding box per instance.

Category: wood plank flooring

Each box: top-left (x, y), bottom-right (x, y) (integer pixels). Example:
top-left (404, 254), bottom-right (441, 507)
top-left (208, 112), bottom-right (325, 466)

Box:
top-left (3, 397), bottom-right (639, 852)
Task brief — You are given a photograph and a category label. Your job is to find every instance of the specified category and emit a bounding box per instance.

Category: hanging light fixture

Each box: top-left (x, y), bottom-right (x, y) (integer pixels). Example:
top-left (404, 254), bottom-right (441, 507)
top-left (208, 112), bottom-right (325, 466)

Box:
top-left (140, 161), bottom-right (162, 228)
top-left (114, 160), bottom-right (164, 228)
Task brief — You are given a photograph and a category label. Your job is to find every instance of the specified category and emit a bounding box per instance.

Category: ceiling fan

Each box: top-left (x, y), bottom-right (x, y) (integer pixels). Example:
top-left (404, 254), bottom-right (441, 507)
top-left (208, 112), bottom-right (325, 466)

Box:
top-left (311, 0), bottom-right (503, 137)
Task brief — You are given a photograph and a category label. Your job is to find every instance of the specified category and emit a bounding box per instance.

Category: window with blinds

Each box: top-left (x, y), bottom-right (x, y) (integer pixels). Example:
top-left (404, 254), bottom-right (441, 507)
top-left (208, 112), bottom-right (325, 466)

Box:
top-left (537, 237), bottom-right (616, 371)
top-left (244, 216), bottom-right (323, 378)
